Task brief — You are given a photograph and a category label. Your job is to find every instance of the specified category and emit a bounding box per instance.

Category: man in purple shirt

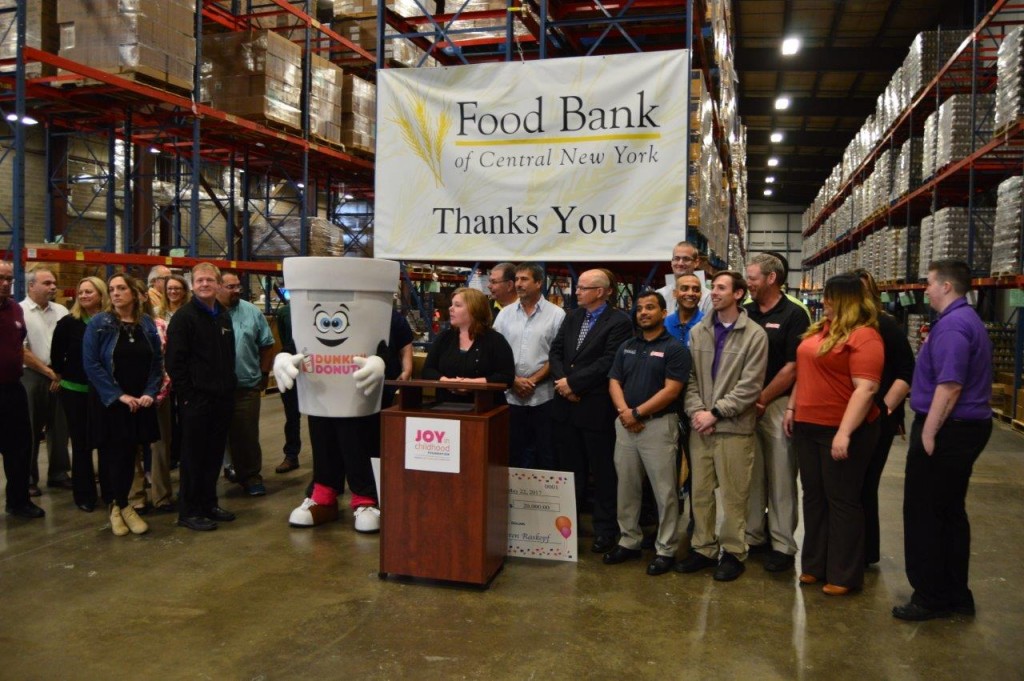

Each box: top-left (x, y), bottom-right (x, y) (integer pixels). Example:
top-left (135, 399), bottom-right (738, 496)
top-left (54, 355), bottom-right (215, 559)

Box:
top-left (0, 261), bottom-right (44, 519)
top-left (893, 260), bottom-right (993, 622)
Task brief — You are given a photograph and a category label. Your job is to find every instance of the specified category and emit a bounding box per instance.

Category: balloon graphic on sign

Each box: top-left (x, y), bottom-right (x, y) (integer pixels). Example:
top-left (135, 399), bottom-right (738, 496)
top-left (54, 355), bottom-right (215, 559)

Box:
top-left (555, 516), bottom-right (572, 539)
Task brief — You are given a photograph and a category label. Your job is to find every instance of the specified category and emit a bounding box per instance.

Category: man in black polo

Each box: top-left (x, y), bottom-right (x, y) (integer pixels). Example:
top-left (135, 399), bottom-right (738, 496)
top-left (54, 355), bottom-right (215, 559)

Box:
top-left (604, 291), bottom-right (690, 575)
top-left (0, 261), bottom-right (43, 519)
top-left (743, 253), bottom-right (810, 571)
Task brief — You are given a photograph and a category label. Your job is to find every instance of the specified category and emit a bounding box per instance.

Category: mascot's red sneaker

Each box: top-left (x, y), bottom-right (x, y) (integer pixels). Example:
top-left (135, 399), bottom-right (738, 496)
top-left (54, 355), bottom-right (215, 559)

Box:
top-left (288, 498), bottom-right (339, 528)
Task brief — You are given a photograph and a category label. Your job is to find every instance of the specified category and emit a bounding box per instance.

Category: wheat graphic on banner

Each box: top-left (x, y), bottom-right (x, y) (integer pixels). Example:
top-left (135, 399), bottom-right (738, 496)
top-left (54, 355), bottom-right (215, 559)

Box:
top-left (388, 91), bottom-right (451, 188)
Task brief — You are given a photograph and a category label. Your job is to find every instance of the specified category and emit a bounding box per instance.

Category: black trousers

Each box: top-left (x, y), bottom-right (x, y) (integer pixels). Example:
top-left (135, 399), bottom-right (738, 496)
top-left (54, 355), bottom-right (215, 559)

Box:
top-left (99, 441), bottom-right (138, 508)
top-left (904, 415), bottom-right (992, 611)
top-left (509, 402), bottom-right (555, 470)
top-left (178, 393), bottom-right (234, 518)
top-left (0, 382), bottom-right (32, 509)
top-left (793, 418), bottom-right (879, 588)
top-left (553, 418), bottom-right (618, 538)
top-left (861, 414), bottom-right (900, 565)
top-left (61, 390), bottom-right (99, 507)
top-left (280, 385), bottom-right (302, 461)
top-left (309, 414), bottom-right (379, 501)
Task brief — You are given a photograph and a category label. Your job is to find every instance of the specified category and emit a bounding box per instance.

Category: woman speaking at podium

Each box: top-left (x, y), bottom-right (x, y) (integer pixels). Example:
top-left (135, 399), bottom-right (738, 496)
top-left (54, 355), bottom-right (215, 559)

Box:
top-left (422, 287), bottom-right (515, 404)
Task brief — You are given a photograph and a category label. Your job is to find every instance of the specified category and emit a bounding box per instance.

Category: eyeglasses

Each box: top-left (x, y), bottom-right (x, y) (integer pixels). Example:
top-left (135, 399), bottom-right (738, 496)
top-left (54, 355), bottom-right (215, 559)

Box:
top-left (223, 284), bottom-right (242, 291)
top-left (672, 255), bottom-right (697, 263)
top-left (575, 285), bottom-right (604, 291)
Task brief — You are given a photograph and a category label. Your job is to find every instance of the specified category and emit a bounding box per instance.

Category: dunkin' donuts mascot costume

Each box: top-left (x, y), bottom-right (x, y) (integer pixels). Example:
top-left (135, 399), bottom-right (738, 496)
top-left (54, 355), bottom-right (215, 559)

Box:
top-left (273, 257), bottom-right (399, 532)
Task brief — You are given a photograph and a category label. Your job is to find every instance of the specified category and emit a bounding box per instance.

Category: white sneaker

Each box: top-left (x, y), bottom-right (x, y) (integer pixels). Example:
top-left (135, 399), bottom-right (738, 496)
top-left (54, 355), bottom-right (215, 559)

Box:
top-left (288, 497), bottom-right (339, 528)
top-left (353, 505), bottom-right (381, 533)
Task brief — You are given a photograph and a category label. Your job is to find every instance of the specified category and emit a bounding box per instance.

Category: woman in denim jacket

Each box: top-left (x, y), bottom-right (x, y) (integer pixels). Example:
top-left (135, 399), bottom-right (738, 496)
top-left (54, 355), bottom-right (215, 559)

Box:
top-left (83, 273), bottom-right (163, 537)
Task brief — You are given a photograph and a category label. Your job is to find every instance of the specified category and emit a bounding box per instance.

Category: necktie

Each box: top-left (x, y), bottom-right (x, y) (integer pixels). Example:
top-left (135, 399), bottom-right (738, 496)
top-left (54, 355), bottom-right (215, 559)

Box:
top-left (576, 312), bottom-right (593, 350)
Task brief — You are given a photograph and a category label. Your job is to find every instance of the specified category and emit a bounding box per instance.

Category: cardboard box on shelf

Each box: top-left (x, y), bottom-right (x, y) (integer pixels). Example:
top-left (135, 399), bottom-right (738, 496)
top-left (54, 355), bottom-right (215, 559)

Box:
top-left (57, 0), bottom-right (196, 89)
top-left (202, 29), bottom-right (303, 131)
top-left (0, 0), bottom-right (59, 77)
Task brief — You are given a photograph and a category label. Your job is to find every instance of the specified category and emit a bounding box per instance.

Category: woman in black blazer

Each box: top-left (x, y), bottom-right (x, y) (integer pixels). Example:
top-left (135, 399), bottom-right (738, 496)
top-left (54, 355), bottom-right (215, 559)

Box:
top-left (422, 287), bottom-right (514, 403)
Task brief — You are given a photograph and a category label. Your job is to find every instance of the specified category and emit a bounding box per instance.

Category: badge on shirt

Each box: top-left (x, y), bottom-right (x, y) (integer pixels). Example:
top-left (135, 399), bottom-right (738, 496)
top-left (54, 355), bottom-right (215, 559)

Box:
top-left (766, 323), bottom-right (781, 329)
top-left (650, 351), bottom-right (664, 357)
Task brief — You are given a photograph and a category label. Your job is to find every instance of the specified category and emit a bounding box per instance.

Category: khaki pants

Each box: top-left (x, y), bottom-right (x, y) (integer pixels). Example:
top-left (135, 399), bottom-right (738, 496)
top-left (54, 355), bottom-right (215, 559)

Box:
top-left (614, 414), bottom-right (681, 556)
top-left (745, 397), bottom-right (799, 554)
top-left (689, 431), bottom-right (755, 561)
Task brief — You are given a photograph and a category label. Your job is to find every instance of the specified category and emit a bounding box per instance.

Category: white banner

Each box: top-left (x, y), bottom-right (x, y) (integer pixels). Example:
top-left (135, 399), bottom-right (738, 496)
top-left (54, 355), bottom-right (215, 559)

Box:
top-left (375, 50), bottom-right (689, 262)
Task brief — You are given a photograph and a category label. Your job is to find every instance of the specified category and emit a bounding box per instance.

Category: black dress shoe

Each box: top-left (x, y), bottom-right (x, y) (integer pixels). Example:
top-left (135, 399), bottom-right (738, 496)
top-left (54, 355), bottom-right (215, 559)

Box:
top-left (675, 550), bottom-right (717, 573)
top-left (152, 503), bottom-right (177, 515)
top-left (76, 502), bottom-right (96, 513)
top-left (602, 545), bottom-right (642, 565)
top-left (177, 516), bottom-right (218, 531)
top-left (713, 552), bottom-right (746, 582)
top-left (591, 535), bottom-right (618, 553)
top-left (6, 502), bottom-right (45, 519)
top-left (204, 506), bottom-right (236, 522)
top-left (764, 550), bottom-right (795, 572)
top-left (47, 478), bottom-right (74, 490)
top-left (647, 555), bottom-right (676, 576)
top-left (28, 484), bottom-right (41, 497)
top-left (892, 602), bottom-right (951, 621)
top-left (747, 541), bottom-right (772, 555)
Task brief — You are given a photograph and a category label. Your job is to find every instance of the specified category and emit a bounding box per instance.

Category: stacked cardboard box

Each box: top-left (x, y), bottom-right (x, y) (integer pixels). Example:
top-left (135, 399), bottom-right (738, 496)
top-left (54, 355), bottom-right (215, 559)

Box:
top-left (57, 0), bottom-right (196, 90)
top-left (935, 93), bottom-right (995, 170)
top-left (917, 214), bottom-right (934, 280)
top-left (902, 30), bottom-right (970, 101)
top-left (991, 175), bottom-right (1024, 275)
top-left (0, 0), bottom-right (58, 77)
top-left (202, 30), bottom-right (303, 131)
top-left (893, 137), bottom-right (922, 199)
top-left (996, 26), bottom-right (1024, 131)
top-left (342, 74), bottom-right (376, 154)
top-left (930, 206), bottom-right (996, 273)
top-left (251, 216), bottom-right (343, 257)
top-left (310, 54), bottom-right (344, 144)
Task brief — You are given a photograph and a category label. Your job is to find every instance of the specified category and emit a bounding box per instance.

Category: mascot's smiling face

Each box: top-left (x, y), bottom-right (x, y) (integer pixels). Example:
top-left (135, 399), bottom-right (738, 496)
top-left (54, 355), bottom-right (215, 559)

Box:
top-left (312, 303), bottom-right (350, 347)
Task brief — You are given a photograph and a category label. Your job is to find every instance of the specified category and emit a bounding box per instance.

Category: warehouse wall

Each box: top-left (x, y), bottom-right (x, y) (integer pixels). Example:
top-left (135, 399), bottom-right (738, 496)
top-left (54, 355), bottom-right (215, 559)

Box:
top-left (747, 199), bottom-right (805, 290)
top-left (0, 127), bottom-right (49, 245)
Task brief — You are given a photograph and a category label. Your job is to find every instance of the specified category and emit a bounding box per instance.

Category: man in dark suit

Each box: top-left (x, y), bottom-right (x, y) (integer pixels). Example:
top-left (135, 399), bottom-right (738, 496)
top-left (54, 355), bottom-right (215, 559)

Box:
top-left (549, 269), bottom-right (633, 553)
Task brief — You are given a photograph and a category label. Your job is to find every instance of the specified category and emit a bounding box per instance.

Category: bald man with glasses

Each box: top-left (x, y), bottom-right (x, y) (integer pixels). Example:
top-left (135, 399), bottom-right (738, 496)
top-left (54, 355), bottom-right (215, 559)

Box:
top-left (549, 269), bottom-right (633, 553)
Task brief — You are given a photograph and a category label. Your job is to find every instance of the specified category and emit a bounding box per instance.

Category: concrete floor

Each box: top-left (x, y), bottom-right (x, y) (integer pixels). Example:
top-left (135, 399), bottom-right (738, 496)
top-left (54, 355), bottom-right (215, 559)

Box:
top-left (1, 398), bottom-right (1022, 680)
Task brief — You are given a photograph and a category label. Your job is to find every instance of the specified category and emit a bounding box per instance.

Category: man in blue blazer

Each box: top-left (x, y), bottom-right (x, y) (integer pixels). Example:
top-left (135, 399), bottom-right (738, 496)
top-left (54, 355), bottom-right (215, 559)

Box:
top-left (549, 269), bottom-right (634, 553)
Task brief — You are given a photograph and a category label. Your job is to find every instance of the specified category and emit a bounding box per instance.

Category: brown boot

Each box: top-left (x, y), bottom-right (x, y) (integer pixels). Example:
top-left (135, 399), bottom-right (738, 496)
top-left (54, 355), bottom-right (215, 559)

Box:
top-left (120, 504), bottom-right (149, 535)
top-left (109, 505), bottom-right (130, 537)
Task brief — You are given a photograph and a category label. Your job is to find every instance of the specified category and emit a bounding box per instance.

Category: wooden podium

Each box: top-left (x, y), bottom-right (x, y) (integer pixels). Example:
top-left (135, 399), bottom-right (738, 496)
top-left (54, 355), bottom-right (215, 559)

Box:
top-left (378, 380), bottom-right (509, 587)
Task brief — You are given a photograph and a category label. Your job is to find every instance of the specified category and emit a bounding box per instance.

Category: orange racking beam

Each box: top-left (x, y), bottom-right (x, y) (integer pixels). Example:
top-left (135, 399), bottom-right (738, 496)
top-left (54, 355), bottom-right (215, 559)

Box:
top-left (23, 247), bottom-right (285, 275)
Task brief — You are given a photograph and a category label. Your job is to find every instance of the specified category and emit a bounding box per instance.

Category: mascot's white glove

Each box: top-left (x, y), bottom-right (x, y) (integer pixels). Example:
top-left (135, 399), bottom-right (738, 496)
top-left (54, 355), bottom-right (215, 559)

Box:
top-left (273, 352), bottom-right (304, 393)
top-left (353, 355), bottom-right (386, 396)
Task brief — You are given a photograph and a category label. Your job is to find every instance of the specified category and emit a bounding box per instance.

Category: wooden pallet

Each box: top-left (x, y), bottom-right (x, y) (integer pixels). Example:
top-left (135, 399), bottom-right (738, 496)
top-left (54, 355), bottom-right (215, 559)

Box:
top-left (346, 145), bottom-right (375, 160)
top-left (1013, 419), bottom-right (1024, 435)
top-left (61, 63), bottom-right (193, 97)
top-left (992, 118), bottom-right (1023, 140)
top-left (311, 134), bottom-right (345, 152)
top-left (993, 407), bottom-right (1012, 424)
top-left (991, 269), bottom-right (1023, 279)
top-left (241, 116), bottom-right (303, 136)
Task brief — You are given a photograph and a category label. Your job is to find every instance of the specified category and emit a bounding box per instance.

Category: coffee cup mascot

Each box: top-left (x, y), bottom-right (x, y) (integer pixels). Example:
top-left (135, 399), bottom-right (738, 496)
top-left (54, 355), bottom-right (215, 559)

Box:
top-left (272, 258), bottom-right (398, 533)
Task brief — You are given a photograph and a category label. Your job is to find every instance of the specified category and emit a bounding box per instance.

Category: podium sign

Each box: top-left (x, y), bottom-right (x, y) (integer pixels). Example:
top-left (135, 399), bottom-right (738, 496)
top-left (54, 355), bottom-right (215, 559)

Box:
top-left (405, 417), bottom-right (461, 474)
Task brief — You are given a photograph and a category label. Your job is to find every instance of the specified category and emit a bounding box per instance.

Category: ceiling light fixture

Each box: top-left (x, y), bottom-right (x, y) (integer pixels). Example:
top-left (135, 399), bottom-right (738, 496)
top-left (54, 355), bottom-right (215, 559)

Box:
top-left (767, 157), bottom-right (779, 167)
top-left (770, 131), bottom-right (784, 143)
top-left (766, 176), bottom-right (775, 184)
top-left (764, 188), bottom-right (774, 197)
top-left (774, 96), bottom-right (791, 110)
top-left (149, 147), bottom-right (161, 154)
top-left (781, 37), bottom-right (801, 55)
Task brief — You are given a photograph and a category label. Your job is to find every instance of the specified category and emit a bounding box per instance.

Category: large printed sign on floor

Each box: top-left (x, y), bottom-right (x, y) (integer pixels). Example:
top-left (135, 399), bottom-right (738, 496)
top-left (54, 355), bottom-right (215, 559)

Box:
top-left (375, 50), bottom-right (689, 261)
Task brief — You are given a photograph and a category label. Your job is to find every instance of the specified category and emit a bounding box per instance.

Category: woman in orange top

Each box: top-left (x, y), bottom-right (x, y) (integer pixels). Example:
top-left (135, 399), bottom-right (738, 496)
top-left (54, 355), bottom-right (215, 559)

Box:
top-left (784, 273), bottom-right (883, 595)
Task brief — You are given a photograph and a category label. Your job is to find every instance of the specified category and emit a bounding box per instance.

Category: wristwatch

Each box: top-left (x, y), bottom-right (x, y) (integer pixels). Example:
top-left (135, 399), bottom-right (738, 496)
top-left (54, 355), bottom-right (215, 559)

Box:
top-left (631, 407), bottom-right (645, 421)
top-left (710, 407), bottom-right (722, 419)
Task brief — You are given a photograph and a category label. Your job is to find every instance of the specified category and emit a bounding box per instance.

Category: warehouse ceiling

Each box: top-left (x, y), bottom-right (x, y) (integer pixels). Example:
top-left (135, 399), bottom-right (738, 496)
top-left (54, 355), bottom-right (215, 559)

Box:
top-left (735, 0), bottom-right (979, 208)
